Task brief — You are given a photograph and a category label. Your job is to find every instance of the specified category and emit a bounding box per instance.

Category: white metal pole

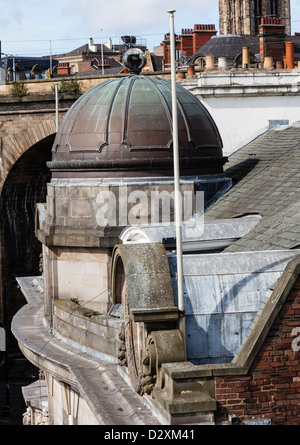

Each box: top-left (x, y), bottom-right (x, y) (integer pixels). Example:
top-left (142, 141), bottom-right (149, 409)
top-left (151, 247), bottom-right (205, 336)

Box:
top-left (168, 9), bottom-right (186, 357)
top-left (50, 40), bottom-right (52, 76)
top-left (101, 29), bottom-right (104, 75)
top-left (55, 83), bottom-right (59, 132)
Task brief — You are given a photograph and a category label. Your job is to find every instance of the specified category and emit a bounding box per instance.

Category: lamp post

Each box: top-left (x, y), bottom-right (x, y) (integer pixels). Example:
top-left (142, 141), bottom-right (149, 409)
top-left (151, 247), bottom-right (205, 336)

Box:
top-left (50, 40), bottom-right (53, 76)
top-left (101, 29), bottom-right (104, 75)
top-left (167, 9), bottom-right (186, 358)
top-left (54, 83), bottom-right (59, 132)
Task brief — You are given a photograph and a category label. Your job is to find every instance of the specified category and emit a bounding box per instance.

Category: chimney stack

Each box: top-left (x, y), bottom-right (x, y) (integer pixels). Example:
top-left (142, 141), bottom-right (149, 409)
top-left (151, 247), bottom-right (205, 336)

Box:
top-left (285, 42), bottom-right (295, 69)
top-left (89, 38), bottom-right (97, 52)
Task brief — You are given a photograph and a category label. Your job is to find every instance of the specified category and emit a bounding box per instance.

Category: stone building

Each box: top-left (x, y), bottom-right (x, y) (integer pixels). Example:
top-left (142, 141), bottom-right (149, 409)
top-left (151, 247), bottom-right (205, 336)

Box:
top-left (219, 0), bottom-right (291, 36)
top-left (6, 44), bottom-right (300, 424)
top-left (162, 25), bottom-right (217, 69)
top-left (1, 56), bottom-right (57, 81)
top-left (11, 52), bottom-right (230, 425)
top-left (54, 38), bottom-right (125, 77)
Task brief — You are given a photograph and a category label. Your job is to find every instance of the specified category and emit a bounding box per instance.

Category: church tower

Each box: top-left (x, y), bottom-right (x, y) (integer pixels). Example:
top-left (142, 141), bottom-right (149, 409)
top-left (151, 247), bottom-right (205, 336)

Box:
top-left (219, 0), bottom-right (291, 36)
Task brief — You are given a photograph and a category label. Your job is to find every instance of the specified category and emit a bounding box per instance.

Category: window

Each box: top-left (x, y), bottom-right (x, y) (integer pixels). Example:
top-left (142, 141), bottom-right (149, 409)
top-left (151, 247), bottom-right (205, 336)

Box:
top-left (269, 120), bottom-right (289, 129)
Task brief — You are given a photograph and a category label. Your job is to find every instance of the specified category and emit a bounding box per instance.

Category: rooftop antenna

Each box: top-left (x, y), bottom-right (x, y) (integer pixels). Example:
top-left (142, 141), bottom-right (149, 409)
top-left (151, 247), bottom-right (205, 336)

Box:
top-left (167, 9), bottom-right (186, 359)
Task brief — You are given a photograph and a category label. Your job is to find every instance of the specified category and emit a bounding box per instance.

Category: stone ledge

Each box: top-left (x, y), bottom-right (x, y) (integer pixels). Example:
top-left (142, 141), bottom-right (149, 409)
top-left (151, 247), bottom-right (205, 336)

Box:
top-left (12, 299), bottom-right (160, 424)
top-left (130, 306), bottom-right (179, 322)
top-left (161, 361), bottom-right (246, 378)
top-left (53, 300), bottom-right (123, 360)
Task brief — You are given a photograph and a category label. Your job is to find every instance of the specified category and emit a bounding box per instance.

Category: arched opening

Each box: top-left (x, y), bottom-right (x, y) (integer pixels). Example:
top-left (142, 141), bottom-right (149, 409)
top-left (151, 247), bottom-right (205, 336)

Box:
top-left (0, 134), bottom-right (54, 352)
top-left (270, 0), bottom-right (278, 17)
top-left (254, 0), bottom-right (263, 33)
top-left (234, 51), bottom-right (258, 67)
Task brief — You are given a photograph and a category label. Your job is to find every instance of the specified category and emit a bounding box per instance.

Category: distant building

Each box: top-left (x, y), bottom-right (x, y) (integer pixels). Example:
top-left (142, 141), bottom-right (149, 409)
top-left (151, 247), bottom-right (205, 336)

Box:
top-left (219, 0), bottom-right (291, 35)
top-left (189, 18), bottom-right (300, 70)
top-left (157, 24), bottom-right (217, 70)
top-left (54, 38), bottom-right (124, 76)
top-left (1, 56), bottom-right (56, 81)
top-left (55, 37), bottom-right (147, 77)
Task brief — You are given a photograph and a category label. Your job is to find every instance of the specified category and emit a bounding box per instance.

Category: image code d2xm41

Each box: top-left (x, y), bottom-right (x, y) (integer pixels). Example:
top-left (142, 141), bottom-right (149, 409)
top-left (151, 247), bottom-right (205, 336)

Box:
top-left (148, 429), bottom-right (194, 440)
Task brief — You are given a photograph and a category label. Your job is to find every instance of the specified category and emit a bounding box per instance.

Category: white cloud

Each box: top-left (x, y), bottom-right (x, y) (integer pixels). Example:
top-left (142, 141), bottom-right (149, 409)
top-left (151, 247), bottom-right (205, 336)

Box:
top-left (69, 0), bottom-right (218, 37)
top-left (1, 0), bottom-right (300, 56)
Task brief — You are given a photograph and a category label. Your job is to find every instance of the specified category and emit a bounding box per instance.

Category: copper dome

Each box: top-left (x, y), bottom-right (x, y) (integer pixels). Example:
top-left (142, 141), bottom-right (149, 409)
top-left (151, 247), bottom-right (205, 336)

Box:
top-left (48, 75), bottom-right (227, 178)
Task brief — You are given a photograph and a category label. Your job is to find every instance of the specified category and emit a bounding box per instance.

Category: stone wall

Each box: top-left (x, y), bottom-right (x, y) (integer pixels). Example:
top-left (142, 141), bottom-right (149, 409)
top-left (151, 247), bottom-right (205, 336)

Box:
top-left (52, 300), bottom-right (122, 360)
top-left (184, 71), bottom-right (300, 156)
top-left (219, 0), bottom-right (291, 36)
top-left (38, 178), bottom-right (200, 317)
top-left (44, 246), bottom-right (112, 314)
top-left (0, 71), bottom-right (171, 97)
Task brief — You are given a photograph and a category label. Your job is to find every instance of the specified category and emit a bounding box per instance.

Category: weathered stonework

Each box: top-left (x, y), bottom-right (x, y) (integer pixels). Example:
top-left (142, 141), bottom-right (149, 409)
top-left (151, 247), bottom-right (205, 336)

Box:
top-left (36, 177), bottom-right (204, 316)
top-left (219, 0), bottom-right (291, 36)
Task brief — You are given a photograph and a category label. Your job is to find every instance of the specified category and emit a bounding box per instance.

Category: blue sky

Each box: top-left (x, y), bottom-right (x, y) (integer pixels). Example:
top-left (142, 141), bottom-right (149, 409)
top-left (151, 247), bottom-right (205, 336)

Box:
top-left (1, 0), bottom-right (300, 57)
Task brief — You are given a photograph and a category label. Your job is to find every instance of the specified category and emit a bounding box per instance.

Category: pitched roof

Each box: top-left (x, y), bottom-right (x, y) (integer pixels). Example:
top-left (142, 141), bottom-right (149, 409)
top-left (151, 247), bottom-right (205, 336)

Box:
top-left (74, 57), bottom-right (124, 77)
top-left (70, 43), bottom-right (111, 54)
top-left (205, 122), bottom-right (300, 252)
top-left (190, 35), bottom-right (260, 64)
top-left (190, 34), bottom-right (300, 65)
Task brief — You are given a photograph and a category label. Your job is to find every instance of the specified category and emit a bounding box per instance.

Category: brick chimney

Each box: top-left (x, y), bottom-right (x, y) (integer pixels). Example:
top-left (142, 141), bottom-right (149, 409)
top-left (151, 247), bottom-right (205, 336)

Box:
top-left (259, 18), bottom-right (285, 64)
top-left (180, 28), bottom-right (193, 57)
top-left (192, 24), bottom-right (217, 54)
top-left (162, 24), bottom-right (217, 70)
top-left (162, 33), bottom-right (180, 70)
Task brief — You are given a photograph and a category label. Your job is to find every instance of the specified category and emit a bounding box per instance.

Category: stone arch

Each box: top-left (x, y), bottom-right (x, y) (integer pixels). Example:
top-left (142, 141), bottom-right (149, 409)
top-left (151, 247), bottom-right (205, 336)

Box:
top-left (0, 121), bottom-right (56, 350)
top-left (234, 51), bottom-right (258, 67)
top-left (30, 64), bottom-right (42, 80)
top-left (1, 117), bottom-right (56, 189)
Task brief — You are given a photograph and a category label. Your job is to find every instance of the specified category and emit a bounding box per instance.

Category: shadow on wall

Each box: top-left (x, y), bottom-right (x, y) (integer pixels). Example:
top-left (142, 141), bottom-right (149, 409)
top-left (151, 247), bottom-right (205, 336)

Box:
top-left (0, 134), bottom-right (54, 350)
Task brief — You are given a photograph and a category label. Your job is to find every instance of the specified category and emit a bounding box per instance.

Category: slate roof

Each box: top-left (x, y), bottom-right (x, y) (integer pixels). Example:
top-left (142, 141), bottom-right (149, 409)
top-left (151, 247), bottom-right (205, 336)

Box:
top-left (70, 43), bottom-right (111, 54)
top-left (74, 57), bottom-right (124, 77)
top-left (190, 34), bottom-right (300, 65)
top-left (3, 56), bottom-right (57, 70)
top-left (190, 35), bottom-right (260, 64)
top-left (205, 122), bottom-right (300, 252)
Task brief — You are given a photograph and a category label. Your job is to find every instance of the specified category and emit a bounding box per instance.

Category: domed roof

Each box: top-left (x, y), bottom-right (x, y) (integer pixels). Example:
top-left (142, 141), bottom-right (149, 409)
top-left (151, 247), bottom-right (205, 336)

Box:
top-left (48, 75), bottom-right (227, 178)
